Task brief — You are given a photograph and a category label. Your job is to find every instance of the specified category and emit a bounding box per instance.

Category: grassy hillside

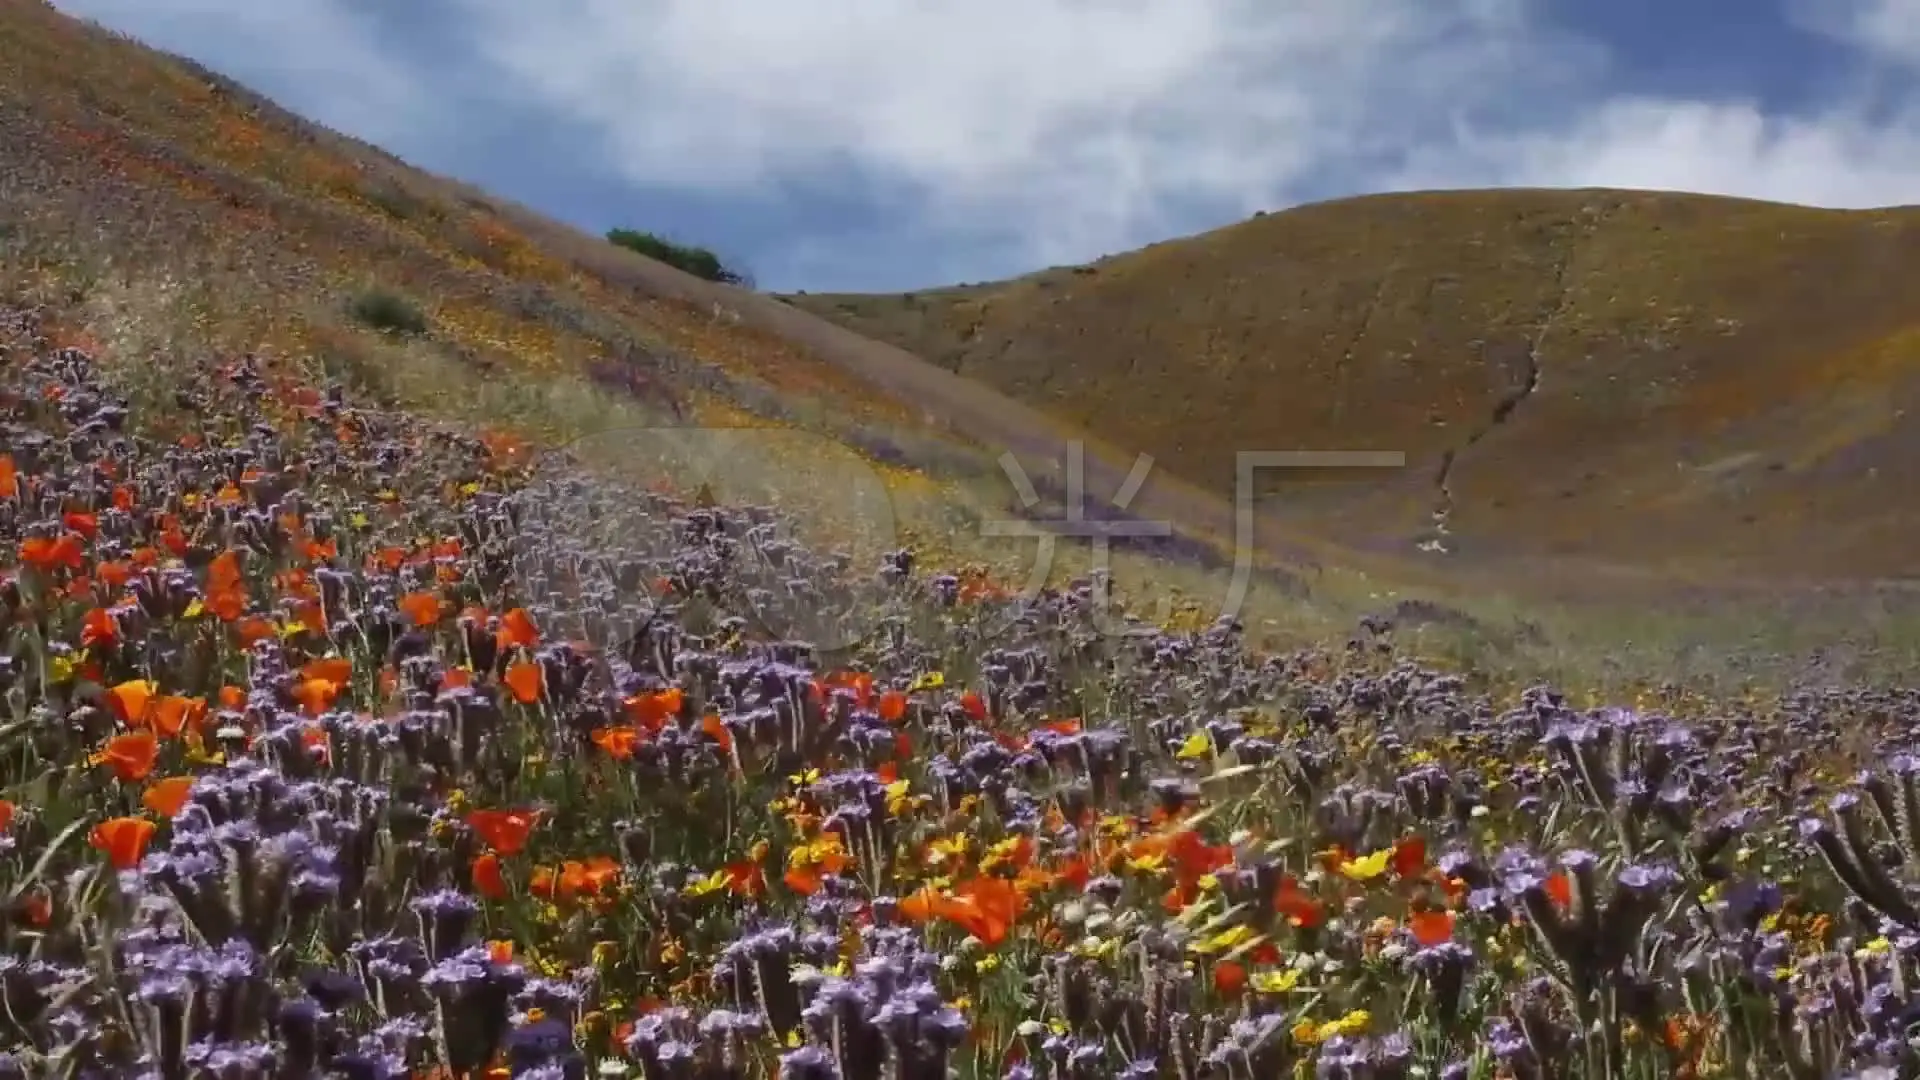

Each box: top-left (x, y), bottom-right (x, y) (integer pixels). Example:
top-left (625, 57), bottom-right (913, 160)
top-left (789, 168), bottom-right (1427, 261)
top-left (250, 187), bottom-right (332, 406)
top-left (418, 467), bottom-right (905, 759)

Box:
top-left (0, 0), bottom-right (1009, 541)
top-left (789, 189), bottom-right (1920, 581)
top-left (6, 0), bottom-right (1920, 690)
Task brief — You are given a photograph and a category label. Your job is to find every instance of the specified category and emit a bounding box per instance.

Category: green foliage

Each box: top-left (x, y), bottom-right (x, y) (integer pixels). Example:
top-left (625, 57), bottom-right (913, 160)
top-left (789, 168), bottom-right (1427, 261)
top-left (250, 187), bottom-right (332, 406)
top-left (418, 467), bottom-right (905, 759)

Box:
top-left (605, 227), bottom-right (750, 286)
top-left (347, 286), bottom-right (428, 337)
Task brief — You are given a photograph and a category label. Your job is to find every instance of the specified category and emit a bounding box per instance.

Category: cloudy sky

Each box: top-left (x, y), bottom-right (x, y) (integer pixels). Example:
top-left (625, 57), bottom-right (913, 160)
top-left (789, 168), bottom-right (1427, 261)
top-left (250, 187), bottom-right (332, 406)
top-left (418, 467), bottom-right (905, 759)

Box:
top-left (48, 0), bottom-right (1920, 292)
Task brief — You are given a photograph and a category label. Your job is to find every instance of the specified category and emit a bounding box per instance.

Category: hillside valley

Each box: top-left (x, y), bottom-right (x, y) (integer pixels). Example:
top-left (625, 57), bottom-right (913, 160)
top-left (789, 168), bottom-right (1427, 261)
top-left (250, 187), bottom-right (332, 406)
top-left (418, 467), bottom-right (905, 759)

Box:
top-left (790, 189), bottom-right (1920, 584)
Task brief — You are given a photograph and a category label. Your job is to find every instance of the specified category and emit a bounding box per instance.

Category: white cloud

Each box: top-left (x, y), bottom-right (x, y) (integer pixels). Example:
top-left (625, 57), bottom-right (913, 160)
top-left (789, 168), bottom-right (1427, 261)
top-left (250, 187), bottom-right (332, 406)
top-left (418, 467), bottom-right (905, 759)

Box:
top-left (1791, 0), bottom-right (1920, 68)
top-left (1397, 100), bottom-right (1920, 209)
top-left (44, 0), bottom-right (1920, 284)
top-left (1406, 0), bottom-right (1920, 208)
top-left (447, 0), bottom-right (1597, 266)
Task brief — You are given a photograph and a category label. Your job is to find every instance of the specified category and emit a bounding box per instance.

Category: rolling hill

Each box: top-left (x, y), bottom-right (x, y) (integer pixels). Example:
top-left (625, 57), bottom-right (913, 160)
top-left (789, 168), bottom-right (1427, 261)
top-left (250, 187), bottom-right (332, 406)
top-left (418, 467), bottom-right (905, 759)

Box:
top-left (789, 190), bottom-right (1920, 582)
top-left (8, 0), bottom-right (1920, 686)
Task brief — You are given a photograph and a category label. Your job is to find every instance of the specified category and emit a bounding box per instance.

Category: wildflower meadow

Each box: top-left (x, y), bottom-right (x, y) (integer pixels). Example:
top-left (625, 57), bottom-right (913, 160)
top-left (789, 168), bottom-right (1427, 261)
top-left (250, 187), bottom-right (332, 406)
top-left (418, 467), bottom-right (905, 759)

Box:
top-left (0, 297), bottom-right (1914, 1080)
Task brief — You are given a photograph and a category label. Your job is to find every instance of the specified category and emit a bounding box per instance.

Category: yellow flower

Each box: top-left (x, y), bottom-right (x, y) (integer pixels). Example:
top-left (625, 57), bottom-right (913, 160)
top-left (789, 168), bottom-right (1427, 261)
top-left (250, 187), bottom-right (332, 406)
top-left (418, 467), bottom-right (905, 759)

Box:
top-left (1073, 937), bottom-right (1117, 960)
top-left (1190, 925), bottom-right (1253, 955)
top-left (1127, 851), bottom-right (1169, 875)
top-left (1311, 1010), bottom-right (1371, 1041)
top-left (885, 779), bottom-right (913, 815)
top-left (926, 835), bottom-right (969, 866)
top-left (1176, 731), bottom-right (1212, 760)
top-left (1338, 849), bottom-right (1392, 882)
top-left (684, 868), bottom-right (732, 897)
top-left (909, 671), bottom-right (945, 691)
top-left (1251, 969), bottom-right (1302, 994)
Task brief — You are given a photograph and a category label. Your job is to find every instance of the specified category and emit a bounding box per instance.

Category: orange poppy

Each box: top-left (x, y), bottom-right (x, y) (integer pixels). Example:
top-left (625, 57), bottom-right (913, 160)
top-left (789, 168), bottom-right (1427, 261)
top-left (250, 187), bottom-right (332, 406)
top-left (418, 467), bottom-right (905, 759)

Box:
top-left (1212, 960), bottom-right (1248, 997)
top-left (0, 454), bottom-right (16, 499)
top-left (827, 671), bottom-right (874, 708)
top-left (471, 853), bottom-right (508, 899)
top-left (142, 776), bottom-right (196, 818)
top-left (292, 678), bottom-right (340, 717)
top-left (62, 511), bottom-right (98, 539)
top-left (530, 856), bottom-right (622, 902)
top-left (877, 690), bottom-right (908, 723)
top-left (1544, 871), bottom-right (1573, 909)
top-left (1392, 836), bottom-right (1427, 879)
top-left (590, 726), bottom-right (645, 760)
top-left (147, 696), bottom-right (207, 739)
top-left (467, 808), bottom-right (538, 855)
top-left (90, 817), bottom-right (156, 869)
top-left (948, 876), bottom-right (1027, 946)
top-left (959, 691), bottom-right (988, 722)
top-left (92, 730), bottom-right (158, 782)
top-left (1409, 909), bottom-right (1455, 947)
top-left (0, 800), bottom-right (14, 832)
top-left (702, 713), bottom-right (733, 754)
top-left (623, 688), bottom-right (682, 731)
top-left (96, 560), bottom-right (134, 589)
top-left (107, 680), bottom-right (158, 724)
top-left (900, 877), bottom-right (1026, 947)
top-left (15, 887), bottom-right (50, 928)
top-left (783, 865), bottom-right (826, 895)
top-left (497, 608), bottom-right (540, 649)
top-left (1274, 877), bottom-right (1325, 929)
top-left (205, 550), bottom-right (248, 621)
top-left (301, 656), bottom-right (354, 685)
top-left (80, 607), bottom-right (118, 648)
top-left (503, 661), bottom-right (543, 705)
top-left (19, 533), bottom-right (84, 571)
top-left (724, 859), bottom-right (766, 897)
top-left (399, 592), bottom-right (443, 627)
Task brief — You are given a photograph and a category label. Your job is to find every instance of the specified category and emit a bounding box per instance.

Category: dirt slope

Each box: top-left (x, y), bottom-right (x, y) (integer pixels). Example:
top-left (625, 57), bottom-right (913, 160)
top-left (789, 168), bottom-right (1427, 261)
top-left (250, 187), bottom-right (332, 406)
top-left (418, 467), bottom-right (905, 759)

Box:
top-left (789, 190), bottom-right (1920, 581)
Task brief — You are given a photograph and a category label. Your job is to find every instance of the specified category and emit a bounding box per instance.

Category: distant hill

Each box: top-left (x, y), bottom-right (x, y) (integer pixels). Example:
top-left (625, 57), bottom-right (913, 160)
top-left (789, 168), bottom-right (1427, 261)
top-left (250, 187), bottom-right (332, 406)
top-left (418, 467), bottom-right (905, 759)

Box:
top-left (789, 189), bottom-right (1920, 580)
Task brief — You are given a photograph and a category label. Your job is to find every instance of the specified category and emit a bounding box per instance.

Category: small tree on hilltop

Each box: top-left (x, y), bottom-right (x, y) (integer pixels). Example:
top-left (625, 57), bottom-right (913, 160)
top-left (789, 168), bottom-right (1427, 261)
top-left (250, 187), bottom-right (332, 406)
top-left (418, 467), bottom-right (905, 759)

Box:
top-left (605, 228), bottom-right (751, 287)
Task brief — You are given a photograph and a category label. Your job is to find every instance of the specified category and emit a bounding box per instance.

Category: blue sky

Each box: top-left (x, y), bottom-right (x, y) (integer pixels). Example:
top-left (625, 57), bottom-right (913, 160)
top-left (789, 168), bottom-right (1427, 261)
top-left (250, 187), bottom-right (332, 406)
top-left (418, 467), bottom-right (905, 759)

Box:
top-left (49, 0), bottom-right (1920, 293)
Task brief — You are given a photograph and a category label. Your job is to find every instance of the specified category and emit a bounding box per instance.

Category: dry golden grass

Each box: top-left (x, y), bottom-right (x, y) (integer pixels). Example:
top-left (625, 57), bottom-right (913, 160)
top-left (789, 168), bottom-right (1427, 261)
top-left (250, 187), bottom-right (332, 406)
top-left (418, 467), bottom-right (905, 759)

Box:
top-left (790, 189), bottom-right (1920, 583)
top-left (9, 0), bottom-right (1920, 694)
